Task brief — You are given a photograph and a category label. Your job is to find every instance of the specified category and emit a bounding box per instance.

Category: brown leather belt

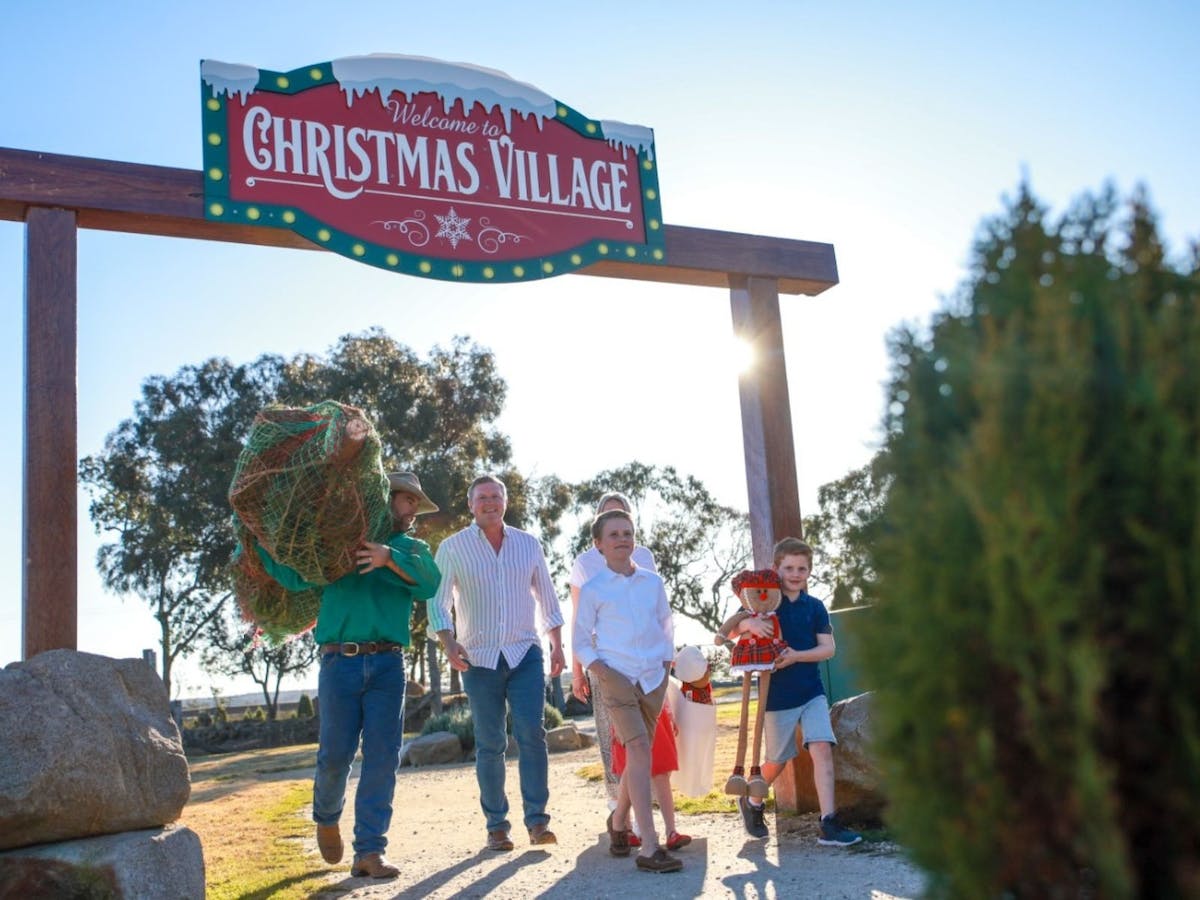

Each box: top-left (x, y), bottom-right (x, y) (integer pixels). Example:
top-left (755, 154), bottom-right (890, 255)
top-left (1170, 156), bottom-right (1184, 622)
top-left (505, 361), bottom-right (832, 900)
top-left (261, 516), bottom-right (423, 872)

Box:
top-left (319, 641), bottom-right (405, 656)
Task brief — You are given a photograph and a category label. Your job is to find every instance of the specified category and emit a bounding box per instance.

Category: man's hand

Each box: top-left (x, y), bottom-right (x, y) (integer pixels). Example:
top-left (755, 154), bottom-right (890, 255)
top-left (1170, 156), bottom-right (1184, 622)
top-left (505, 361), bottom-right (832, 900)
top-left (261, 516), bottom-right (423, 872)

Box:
top-left (441, 636), bottom-right (471, 672)
top-left (548, 643), bottom-right (566, 678)
top-left (356, 542), bottom-right (391, 573)
top-left (571, 663), bottom-right (590, 702)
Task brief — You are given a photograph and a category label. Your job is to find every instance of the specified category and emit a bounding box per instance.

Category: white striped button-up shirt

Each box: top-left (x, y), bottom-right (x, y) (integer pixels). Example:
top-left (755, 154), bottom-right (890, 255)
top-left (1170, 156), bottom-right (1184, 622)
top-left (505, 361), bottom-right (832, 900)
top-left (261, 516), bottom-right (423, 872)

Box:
top-left (430, 523), bottom-right (564, 670)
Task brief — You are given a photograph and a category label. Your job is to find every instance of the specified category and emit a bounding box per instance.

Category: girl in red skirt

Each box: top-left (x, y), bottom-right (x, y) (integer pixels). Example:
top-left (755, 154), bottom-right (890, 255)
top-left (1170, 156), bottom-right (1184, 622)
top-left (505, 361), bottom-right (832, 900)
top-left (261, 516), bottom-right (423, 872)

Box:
top-left (611, 702), bottom-right (692, 850)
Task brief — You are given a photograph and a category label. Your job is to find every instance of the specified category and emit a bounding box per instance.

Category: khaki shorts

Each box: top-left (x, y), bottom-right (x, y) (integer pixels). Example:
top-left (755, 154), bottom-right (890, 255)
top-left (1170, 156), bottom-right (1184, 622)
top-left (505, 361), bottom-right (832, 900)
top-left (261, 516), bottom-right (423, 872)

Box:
top-left (598, 667), bottom-right (667, 746)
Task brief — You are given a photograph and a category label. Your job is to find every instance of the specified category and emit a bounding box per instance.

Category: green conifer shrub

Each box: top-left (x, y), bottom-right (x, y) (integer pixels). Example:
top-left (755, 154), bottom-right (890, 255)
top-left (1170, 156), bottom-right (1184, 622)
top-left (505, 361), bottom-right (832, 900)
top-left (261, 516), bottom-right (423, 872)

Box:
top-left (421, 705), bottom-right (475, 751)
top-left (296, 693), bottom-right (315, 719)
top-left (861, 184), bottom-right (1200, 897)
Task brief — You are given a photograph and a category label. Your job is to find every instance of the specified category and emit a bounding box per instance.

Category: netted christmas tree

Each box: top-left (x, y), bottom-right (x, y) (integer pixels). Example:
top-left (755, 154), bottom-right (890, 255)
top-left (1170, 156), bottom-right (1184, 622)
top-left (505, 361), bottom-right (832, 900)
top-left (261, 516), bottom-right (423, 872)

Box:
top-left (861, 184), bottom-right (1200, 897)
top-left (229, 400), bottom-right (390, 638)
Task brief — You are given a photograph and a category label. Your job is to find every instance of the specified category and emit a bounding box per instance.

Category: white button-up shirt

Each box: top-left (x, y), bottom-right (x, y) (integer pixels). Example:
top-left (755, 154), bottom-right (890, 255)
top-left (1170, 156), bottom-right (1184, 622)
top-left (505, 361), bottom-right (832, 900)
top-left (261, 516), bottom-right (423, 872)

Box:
top-left (569, 544), bottom-right (656, 588)
top-left (573, 563), bottom-right (674, 692)
top-left (430, 523), bottom-right (564, 670)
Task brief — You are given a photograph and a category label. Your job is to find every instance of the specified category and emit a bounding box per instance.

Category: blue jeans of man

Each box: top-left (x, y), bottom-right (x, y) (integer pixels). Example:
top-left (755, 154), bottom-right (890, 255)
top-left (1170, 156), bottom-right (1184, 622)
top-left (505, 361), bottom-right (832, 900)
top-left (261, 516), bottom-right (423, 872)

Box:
top-left (312, 649), bottom-right (407, 859)
top-left (461, 644), bottom-right (550, 833)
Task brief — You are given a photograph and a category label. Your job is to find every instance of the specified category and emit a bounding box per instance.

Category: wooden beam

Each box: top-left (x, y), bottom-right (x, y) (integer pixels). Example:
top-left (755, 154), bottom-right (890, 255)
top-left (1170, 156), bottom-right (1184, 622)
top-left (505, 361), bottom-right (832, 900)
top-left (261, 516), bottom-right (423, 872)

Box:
top-left (730, 274), bottom-right (814, 815)
top-left (23, 206), bottom-right (78, 658)
top-left (731, 274), bottom-right (804, 560)
top-left (0, 147), bottom-right (838, 296)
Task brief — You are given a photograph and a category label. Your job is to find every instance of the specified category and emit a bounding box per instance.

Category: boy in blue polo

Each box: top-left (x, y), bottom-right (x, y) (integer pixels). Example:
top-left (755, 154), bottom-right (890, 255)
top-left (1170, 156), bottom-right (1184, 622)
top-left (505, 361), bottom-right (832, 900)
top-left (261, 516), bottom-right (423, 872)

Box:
top-left (721, 537), bottom-right (861, 846)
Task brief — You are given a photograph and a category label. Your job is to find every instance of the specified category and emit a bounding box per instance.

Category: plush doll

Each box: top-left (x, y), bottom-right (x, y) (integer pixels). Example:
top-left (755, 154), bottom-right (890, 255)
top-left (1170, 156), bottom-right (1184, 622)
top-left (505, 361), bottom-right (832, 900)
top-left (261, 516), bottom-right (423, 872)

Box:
top-left (716, 568), bottom-right (787, 798)
top-left (666, 645), bottom-right (718, 798)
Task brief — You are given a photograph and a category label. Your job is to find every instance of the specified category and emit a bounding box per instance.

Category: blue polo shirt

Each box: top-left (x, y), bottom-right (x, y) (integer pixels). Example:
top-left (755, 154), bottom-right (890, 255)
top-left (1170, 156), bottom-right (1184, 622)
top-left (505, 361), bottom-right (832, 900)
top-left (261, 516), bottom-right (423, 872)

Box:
top-left (764, 590), bottom-right (832, 712)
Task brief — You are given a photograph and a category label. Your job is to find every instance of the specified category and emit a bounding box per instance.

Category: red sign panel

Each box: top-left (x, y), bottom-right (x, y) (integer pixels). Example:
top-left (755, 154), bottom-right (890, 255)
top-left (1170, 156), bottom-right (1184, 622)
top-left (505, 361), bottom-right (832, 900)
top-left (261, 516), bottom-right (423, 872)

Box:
top-left (201, 56), bottom-right (665, 282)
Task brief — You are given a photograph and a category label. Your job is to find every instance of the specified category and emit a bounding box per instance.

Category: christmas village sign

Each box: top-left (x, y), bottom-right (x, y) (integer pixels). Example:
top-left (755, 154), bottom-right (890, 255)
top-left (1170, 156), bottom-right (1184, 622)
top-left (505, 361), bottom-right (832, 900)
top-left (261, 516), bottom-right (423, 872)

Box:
top-left (200, 55), bottom-right (665, 282)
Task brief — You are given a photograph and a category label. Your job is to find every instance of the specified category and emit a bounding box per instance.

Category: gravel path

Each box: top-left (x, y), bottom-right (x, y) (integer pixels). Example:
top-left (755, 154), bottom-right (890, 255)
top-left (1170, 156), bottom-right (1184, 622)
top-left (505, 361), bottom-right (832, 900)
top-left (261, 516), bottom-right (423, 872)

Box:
top-left (303, 736), bottom-right (924, 899)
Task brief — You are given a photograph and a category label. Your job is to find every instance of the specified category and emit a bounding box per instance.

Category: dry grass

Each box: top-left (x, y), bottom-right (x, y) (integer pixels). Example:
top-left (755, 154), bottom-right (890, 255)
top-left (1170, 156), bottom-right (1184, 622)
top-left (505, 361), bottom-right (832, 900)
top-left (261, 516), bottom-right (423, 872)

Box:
top-left (181, 744), bottom-right (339, 899)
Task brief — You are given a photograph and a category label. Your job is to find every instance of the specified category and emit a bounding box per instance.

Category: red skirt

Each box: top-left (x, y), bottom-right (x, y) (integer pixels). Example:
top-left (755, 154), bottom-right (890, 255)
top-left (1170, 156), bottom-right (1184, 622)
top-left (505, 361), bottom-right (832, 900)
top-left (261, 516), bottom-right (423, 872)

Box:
top-left (611, 704), bottom-right (679, 777)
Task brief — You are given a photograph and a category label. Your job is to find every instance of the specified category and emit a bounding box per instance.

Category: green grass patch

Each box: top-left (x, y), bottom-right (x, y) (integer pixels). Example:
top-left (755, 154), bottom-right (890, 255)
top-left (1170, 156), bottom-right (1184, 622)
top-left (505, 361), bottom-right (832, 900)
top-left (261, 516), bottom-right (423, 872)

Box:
top-left (204, 781), bottom-right (338, 900)
top-left (674, 790), bottom-right (757, 816)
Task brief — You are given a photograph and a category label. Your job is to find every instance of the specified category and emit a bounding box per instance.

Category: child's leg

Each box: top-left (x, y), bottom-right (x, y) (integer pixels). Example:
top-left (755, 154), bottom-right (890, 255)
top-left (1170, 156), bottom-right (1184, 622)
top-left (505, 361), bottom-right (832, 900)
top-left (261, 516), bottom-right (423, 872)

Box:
top-left (760, 759), bottom-right (785, 786)
top-left (753, 704), bottom-right (804, 800)
top-left (651, 773), bottom-right (675, 835)
top-left (807, 741), bottom-right (836, 818)
top-left (623, 735), bottom-right (659, 853)
top-left (614, 769), bottom-right (633, 832)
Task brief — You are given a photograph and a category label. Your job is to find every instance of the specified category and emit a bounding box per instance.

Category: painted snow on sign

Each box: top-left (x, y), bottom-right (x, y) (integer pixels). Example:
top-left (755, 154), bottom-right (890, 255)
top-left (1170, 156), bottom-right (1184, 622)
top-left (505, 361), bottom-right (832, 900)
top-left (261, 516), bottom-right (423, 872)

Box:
top-left (599, 120), bottom-right (656, 161)
top-left (201, 60), bottom-right (260, 105)
top-left (332, 54), bottom-right (558, 133)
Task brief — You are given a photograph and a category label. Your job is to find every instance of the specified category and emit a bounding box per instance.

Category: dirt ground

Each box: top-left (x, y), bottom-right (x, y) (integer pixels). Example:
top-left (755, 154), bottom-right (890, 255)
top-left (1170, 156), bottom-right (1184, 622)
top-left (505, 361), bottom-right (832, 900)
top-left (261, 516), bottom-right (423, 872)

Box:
top-left (302, 737), bottom-right (925, 900)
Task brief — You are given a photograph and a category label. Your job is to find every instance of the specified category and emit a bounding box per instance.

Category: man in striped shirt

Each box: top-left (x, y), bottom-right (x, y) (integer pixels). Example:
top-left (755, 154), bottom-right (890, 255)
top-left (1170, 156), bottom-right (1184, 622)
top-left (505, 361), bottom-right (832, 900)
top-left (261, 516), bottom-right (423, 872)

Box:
top-left (430, 474), bottom-right (566, 852)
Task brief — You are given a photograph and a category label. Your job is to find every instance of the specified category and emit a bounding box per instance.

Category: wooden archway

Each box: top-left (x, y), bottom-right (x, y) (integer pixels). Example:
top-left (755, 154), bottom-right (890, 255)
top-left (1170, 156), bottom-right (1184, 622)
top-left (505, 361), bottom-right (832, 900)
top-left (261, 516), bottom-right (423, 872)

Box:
top-left (2, 144), bottom-right (837, 807)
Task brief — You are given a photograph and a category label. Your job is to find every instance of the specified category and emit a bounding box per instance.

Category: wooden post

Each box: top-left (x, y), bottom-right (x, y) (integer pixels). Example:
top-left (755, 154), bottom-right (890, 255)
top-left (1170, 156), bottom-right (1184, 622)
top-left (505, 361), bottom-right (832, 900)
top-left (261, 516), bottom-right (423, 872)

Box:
top-left (729, 274), bottom-right (816, 814)
top-left (23, 206), bottom-right (78, 658)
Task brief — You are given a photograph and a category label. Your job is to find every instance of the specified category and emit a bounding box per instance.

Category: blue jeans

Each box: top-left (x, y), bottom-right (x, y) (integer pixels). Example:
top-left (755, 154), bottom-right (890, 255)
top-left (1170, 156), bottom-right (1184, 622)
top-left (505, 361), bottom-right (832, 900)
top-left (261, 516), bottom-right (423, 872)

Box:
top-left (313, 650), bottom-right (407, 858)
top-left (461, 645), bottom-right (550, 832)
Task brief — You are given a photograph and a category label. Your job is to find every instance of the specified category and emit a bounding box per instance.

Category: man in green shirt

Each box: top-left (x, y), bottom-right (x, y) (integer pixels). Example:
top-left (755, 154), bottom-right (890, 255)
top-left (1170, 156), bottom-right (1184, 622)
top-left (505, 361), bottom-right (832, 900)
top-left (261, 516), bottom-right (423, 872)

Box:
top-left (257, 472), bottom-right (441, 879)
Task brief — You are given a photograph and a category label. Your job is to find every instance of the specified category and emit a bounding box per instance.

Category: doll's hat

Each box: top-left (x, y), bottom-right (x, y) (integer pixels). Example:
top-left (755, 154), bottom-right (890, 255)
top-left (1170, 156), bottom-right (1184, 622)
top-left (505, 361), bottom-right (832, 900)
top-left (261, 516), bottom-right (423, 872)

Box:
top-left (674, 646), bottom-right (708, 683)
top-left (732, 568), bottom-right (781, 593)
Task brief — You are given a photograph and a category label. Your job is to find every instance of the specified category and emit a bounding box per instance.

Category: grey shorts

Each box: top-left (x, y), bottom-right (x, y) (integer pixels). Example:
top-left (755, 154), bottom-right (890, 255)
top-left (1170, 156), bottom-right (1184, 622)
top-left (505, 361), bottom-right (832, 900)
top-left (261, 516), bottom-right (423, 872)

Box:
top-left (763, 693), bottom-right (836, 764)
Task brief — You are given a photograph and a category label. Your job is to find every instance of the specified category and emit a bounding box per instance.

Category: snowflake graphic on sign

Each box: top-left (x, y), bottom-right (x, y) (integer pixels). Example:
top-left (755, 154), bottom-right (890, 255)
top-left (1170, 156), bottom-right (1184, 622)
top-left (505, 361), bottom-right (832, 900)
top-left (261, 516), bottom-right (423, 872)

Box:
top-left (435, 207), bottom-right (473, 250)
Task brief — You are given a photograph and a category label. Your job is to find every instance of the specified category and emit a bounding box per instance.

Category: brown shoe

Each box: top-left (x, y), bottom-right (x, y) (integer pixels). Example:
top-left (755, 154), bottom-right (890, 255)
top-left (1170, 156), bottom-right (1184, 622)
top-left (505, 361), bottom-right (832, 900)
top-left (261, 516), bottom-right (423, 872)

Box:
top-left (350, 853), bottom-right (399, 878)
top-left (636, 848), bottom-right (683, 873)
top-left (606, 811), bottom-right (630, 857)
top-left (486, 829), bottom-right (514, 852)
top-left (316, 823), bottom-right (343, 864)
top-left (528, 824), bottom-right (557, 845)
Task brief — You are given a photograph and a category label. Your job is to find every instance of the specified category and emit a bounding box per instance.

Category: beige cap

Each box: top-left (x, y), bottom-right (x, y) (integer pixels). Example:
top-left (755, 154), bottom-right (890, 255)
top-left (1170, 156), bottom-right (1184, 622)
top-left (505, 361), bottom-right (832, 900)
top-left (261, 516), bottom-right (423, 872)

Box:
top-left (386, 472), bottom-right (439, 514)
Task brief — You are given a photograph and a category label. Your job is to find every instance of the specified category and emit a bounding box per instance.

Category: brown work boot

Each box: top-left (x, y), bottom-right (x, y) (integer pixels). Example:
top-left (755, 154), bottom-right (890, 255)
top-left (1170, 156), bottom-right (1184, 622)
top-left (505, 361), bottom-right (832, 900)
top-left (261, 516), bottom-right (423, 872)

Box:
top-left (350, 853), bottom-right (399, 878)
top-left (528, 823), bottom-right (557, 845)
top-left (316, 823), bottom-right (343, 864)
top-left (486, 829), bottom-right (514, 851)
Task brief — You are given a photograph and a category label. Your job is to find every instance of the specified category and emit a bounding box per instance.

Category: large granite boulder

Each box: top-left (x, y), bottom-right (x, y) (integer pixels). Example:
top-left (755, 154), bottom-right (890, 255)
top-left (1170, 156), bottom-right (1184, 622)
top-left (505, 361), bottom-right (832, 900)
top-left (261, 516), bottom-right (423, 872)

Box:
top-left (0, 651), bottom-right (191, 851)
top-left (546, 723), bottom-right (595, 752)
top-left (401, 731), bottom-right (464, 767)
top-left (828, 691), bottom-right (886, 822)
top-left (0, 824), bottom-right (204, 899)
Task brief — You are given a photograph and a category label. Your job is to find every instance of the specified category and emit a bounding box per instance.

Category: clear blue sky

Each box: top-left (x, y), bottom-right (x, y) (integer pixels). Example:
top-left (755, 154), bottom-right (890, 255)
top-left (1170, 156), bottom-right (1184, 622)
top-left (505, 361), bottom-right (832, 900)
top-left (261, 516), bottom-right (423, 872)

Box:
top-left (3, 1), bottom-right (1197, 697)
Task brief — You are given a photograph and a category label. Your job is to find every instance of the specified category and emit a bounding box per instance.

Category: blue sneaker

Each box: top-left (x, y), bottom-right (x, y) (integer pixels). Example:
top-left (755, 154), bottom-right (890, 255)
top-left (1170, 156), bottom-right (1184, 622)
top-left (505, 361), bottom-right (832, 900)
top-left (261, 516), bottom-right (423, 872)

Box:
top-left (738, 796), bottom-right (769, 838)
top-left (817, 813), bottom-right (862, 847)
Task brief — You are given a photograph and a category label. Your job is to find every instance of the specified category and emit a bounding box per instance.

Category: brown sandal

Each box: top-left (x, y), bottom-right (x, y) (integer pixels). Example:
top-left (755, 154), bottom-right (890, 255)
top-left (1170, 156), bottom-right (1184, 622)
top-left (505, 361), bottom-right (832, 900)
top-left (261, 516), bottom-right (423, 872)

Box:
top-left (606, 811), bottom-right (631, 857)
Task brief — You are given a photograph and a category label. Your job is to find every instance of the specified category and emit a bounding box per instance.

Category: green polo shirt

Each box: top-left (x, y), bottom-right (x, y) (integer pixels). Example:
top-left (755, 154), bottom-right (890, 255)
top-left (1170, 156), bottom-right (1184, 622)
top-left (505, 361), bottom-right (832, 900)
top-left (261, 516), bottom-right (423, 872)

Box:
top-left (255, 532), bottom-right (441, 645)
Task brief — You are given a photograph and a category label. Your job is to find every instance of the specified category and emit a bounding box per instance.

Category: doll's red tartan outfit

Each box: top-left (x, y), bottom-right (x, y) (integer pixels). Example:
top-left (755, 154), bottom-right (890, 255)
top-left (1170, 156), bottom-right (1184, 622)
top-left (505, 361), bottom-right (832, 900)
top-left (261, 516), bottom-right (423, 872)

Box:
top-left (729, 612), bottom-right (786, 672)
top-left (680, 681), bottom-right (712, 705)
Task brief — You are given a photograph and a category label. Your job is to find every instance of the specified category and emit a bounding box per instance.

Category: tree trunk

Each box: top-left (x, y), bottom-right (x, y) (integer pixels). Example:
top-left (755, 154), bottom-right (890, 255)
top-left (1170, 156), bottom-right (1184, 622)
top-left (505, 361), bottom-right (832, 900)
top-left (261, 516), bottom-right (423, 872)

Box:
top-left (427, 639), bottom-right (442, 716)
top-left (270, 669), bottom-right (283, 720)
top-left (260, 681), bottom-right (273, 718)
top-left (159, 614), bottom-right (172, 700)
